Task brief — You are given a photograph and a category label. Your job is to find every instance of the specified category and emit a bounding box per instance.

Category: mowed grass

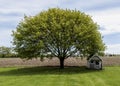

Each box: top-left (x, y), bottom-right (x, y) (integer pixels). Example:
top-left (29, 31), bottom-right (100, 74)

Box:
top-left (0, 66), bottom-right (120, 86)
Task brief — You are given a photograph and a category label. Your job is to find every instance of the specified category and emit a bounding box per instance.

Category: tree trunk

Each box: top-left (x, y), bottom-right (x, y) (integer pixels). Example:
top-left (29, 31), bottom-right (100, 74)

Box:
top-left (59, 58), bottom-right (65, 69)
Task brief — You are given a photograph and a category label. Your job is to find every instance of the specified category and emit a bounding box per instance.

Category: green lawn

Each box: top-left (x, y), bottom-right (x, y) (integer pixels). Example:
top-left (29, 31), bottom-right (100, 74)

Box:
top-left (0, 66), bottom-right (120, 86)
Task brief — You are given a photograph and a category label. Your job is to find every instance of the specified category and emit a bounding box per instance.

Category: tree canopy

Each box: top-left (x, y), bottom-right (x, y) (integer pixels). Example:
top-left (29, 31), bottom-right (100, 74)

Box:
top-left (12, 8), bottom-right (105, 68)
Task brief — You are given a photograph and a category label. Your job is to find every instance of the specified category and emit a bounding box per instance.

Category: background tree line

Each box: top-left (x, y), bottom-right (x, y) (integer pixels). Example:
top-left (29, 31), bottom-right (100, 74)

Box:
top-left (0, 46), bottom-right (17, 58)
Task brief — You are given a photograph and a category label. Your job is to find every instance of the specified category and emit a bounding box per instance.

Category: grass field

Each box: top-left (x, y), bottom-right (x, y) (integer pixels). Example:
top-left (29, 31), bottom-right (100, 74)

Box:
top-left (0, 66), bottom-right (120, 86)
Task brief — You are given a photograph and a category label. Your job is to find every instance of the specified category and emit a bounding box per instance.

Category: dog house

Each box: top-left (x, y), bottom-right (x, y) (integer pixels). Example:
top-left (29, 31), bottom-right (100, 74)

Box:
top-left (87, 55), bottom-right (102, 70)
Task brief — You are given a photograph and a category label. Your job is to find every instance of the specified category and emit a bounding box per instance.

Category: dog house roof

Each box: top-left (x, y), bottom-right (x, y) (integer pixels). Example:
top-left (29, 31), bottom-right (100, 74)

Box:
top-left (88, 55), bottom-right (102, 61)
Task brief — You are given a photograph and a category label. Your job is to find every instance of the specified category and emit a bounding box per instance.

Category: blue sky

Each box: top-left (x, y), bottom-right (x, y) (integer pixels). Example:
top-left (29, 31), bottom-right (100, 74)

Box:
top-left (0, 0), bottom-right (120, 54)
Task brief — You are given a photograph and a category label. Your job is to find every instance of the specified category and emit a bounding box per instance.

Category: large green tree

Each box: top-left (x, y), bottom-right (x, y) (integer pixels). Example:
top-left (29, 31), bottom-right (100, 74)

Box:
top-left (12, 8), bottom-right (105, 68)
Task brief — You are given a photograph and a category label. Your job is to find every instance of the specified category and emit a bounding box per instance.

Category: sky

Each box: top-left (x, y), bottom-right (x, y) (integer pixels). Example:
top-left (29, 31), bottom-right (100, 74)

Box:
top-left (0, 0), bottom-right (120, 54)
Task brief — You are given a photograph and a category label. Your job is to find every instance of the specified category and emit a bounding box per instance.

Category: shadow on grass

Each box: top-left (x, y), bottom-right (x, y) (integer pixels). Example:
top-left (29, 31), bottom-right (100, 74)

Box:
top-left (0, 66), bottom-right (102, 76)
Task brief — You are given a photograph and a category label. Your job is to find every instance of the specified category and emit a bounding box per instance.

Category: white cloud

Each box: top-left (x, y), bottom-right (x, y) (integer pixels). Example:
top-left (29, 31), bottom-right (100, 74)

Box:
top-left (0, 0), bottom-right (59, 25)
top-left (105, 44), bottom-right (120, 54)
top-left (87, 7), bottom-right (120, 35)
top-left (0, 0), bottom-right (58, 15)
top-left (0, 29), bottom-right (13, 47)
top-left (0, 15), bottom-right (22, 23)
top-left (59, 0), bottom-right (120, 11)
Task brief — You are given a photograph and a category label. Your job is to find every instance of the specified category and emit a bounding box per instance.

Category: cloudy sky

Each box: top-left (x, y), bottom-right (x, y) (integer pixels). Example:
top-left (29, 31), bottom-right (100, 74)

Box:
top-left (0, 0), bottom-right (120, 54)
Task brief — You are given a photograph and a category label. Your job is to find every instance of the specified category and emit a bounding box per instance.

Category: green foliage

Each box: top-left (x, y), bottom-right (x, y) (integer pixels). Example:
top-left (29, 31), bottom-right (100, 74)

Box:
top-left (0, 46), bottom-right (17, 58)
top-left (0, 67), bottom-right (120, 86)
top-left (12, 8), bottom-right (105, 68)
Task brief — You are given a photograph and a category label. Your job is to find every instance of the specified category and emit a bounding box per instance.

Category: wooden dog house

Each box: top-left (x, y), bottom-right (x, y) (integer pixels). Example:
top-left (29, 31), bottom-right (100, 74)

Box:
top-left (87, 55), bottom-right (102, 70)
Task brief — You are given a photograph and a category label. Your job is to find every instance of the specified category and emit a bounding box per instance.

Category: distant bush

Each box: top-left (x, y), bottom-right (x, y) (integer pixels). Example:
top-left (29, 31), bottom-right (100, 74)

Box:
top-left (0, 46), bottom-right (18, 58)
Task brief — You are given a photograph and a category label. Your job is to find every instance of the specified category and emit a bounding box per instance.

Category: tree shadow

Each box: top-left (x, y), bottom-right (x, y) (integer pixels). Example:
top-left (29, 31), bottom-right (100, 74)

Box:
top-left (0, 66), bottom-right (103, 76)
